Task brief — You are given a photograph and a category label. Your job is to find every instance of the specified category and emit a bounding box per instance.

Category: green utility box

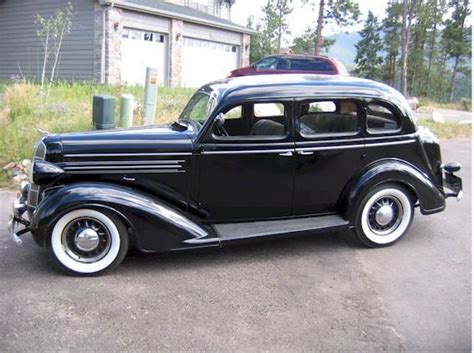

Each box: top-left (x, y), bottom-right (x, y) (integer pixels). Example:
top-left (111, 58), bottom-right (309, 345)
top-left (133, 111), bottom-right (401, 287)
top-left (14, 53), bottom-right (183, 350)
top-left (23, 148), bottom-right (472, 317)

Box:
top-left (92, 95), bottom-right (115, 130)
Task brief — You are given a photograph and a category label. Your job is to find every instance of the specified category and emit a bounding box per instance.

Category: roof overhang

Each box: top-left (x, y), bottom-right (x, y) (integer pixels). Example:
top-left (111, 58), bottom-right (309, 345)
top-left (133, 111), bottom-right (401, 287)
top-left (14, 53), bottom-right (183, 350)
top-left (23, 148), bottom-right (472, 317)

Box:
top-left (100, 0), bottom-right (254, 35)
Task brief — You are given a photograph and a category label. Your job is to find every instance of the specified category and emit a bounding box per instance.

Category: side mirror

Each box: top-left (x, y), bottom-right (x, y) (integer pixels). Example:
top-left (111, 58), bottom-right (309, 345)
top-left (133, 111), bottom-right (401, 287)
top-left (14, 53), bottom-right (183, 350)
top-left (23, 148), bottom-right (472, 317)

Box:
top-left (215, 113), bottom-right (225, 127)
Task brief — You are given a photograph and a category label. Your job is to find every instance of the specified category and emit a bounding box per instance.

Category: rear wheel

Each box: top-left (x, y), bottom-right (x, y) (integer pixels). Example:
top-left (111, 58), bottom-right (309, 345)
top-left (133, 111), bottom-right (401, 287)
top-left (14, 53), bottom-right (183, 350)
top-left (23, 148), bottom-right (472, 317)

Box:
top-left (354, 184), bottom-right (414, 247)
top-left (48, 208), bottom-right (128, 276)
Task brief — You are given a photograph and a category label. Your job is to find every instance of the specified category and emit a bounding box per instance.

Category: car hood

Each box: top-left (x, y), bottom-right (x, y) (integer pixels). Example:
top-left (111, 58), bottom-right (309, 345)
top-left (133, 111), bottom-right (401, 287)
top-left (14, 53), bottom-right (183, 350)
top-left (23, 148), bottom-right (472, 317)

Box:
top-left (42, 124), bottom-right (196, 160)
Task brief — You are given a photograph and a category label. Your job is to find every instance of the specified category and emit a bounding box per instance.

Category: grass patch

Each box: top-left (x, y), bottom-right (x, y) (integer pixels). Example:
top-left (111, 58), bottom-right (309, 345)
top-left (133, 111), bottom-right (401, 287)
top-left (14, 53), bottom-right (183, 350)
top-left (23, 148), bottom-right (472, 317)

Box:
top-left (0, 81), bottom-right (194, 186)
top-left (417, 97), bottom-right (472, 112)
top-left (417, 120), bottom-right (472, 139)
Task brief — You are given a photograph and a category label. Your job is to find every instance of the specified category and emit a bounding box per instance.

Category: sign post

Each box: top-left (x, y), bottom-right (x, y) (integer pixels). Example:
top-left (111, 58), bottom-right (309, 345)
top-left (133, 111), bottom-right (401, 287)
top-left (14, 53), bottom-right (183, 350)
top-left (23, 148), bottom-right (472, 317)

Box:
top-left (144, 67), bottom-right (159, 125)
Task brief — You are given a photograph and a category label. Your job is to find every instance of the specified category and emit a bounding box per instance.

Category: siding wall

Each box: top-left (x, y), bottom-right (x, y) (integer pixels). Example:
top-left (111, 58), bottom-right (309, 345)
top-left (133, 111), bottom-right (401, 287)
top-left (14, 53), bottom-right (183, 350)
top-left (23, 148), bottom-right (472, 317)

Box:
top-left (183, 22), bottom-right (241, 45)
top-left (122, 10), bottom-right (171, 33)
top-left (0, 0), bottom-right (95, 81)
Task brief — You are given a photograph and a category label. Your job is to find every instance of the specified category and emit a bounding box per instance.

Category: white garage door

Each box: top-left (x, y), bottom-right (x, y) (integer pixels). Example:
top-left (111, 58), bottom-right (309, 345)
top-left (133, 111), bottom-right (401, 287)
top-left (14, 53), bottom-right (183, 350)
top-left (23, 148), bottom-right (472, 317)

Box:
top-left (121, 28), bottom-right (168, 86)
top-left (182, 37), bottom-right (240, 88)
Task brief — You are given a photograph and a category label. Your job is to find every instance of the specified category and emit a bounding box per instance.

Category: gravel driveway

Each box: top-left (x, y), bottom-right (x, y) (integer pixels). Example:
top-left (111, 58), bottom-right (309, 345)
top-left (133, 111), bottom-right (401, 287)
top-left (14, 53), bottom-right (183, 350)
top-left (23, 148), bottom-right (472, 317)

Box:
top-left (0, 139), bottom-right (471, 351)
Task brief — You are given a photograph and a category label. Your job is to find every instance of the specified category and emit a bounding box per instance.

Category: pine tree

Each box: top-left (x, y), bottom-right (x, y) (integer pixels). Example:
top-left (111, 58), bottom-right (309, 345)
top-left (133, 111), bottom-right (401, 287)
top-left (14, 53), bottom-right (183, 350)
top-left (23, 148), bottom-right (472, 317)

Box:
top-left (247, 0), bottom-right (293, 62)
top-left (354, 12), bottom-right (383, 80)
top-left (442, 0), bottom-right (471, 102)
top-left (303, 0), bottom-right (360, 55)
top-left (291, 27), bottom-right (335, 54)
top-left (381, 0), bottom-right (402, 87)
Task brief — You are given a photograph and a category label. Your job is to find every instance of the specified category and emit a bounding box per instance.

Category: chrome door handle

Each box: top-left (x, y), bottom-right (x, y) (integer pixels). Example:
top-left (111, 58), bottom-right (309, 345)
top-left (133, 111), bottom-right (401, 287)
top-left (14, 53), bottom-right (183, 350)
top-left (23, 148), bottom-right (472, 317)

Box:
top-left (297, 150), bottom-right (314, 155)
top-left (278, 151), bottom-right (293, 157)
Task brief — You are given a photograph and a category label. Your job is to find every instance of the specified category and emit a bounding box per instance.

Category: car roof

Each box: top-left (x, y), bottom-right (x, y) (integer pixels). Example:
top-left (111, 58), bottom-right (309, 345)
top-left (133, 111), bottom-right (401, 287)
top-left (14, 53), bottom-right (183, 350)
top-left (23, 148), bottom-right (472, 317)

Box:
top-left (270, 54), bottom-right (333, 61)
top-left (202, 74), bottom-right (413, 119)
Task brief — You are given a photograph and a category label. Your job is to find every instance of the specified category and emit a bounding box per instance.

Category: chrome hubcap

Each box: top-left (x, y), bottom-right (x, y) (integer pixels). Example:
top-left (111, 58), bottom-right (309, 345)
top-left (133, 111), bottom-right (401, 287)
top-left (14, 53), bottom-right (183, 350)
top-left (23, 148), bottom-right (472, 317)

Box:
top-left (74, 228), bottom-right (100, 252)
top-left (368, 196), bottom-right (403, 235)
top-left (375, 205), bottom-right (395, 226)
top-left (61, 217), bottom-right (111, 263)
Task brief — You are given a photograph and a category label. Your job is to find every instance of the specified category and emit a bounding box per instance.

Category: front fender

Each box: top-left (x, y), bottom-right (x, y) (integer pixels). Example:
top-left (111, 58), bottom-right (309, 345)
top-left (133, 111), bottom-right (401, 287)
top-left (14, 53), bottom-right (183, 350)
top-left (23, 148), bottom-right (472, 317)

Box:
top-left (31, 182), bottom-right (216, 252)
top-left (341, 159), bottom-right (445, 221)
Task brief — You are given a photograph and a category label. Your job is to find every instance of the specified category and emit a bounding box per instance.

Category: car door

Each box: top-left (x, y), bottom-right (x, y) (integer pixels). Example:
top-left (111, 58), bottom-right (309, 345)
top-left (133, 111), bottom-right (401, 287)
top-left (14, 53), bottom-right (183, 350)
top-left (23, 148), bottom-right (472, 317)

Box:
top-left (196, 99), bottom-right (296, 222)
top-left (293, 99), bottom-right (366, 215)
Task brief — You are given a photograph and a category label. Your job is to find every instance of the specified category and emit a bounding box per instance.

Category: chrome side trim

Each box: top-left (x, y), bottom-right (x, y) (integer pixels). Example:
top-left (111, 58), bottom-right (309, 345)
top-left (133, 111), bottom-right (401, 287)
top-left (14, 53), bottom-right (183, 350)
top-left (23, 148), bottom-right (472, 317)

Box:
top-left (297, 144), bottom-right (365, 152)
top-left (201, 149), bottom-right (294, 155)
top-left (63, 160), bottom-right (185, 166)
top-left (63, 152), bottom-right (192, 158)
top-left (366, 140), bottom-right (416, 147)
top-left (296, 133), bottom-right (418, 146)
top-left (296, 139), bottom-right (416, 152)
top-left (64, 165), bottom-right (182, 170)
top-left (66, 169), bottom-right (186, 174)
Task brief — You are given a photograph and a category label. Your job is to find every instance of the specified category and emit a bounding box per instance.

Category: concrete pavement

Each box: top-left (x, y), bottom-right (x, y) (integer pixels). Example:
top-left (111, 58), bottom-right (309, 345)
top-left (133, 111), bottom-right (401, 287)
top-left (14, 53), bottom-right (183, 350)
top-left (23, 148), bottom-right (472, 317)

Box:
top-left (0, 139), bottom-right (471, 351)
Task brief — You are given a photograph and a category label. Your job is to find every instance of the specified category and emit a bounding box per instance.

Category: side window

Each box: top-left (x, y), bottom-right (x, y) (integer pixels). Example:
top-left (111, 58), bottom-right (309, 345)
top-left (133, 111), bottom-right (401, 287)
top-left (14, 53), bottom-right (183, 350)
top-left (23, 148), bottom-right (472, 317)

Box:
top-left (255, 57), bottom-right (279, 70)
top-left (289, 59), bottom-right (334, 72)
top-left (224, 105), bottom-right (242, 120)
top-left (254, 103), bottom-right (284, 118)
top-left (299, 100), bottom-right (359, 136)
top-left (212, 102), bottom-right (288, 139)
top-left (366, 103), bottom-right (400, 133)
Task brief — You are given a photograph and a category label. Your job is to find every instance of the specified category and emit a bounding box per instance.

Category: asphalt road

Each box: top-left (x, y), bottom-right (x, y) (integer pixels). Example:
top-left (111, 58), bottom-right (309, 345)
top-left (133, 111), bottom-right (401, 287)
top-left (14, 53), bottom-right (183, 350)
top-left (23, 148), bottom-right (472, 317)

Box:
top-left (0, 139), bottom-right (471, 351)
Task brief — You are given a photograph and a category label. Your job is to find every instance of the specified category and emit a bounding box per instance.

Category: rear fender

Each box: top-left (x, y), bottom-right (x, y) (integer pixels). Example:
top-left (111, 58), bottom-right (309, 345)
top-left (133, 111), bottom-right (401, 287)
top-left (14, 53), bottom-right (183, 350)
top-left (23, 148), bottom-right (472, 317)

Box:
top-left (31, 182), bottom-right (216, 252)
top-left (340, 159), bottom-right (445, 222)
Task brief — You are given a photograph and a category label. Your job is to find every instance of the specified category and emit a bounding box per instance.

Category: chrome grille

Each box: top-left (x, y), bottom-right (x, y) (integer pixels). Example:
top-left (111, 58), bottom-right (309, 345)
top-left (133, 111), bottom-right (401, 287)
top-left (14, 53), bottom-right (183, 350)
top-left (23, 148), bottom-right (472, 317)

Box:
top-left (28, 138), bottom-right (46, 207)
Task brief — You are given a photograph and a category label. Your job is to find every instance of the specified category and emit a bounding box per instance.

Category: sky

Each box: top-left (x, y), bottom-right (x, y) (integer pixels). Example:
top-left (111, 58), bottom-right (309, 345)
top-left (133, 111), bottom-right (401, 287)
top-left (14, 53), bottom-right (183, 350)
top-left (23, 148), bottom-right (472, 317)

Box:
top-left (231, 0), bottom-right (389, 44)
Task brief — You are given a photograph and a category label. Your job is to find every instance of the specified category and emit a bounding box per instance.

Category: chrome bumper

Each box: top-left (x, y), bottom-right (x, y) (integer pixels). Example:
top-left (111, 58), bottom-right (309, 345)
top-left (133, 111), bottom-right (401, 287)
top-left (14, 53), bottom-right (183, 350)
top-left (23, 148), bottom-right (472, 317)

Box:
top-left (8, 182), bottom-right (32, 245)
top-left (443, 163), bottom-right (463, 201)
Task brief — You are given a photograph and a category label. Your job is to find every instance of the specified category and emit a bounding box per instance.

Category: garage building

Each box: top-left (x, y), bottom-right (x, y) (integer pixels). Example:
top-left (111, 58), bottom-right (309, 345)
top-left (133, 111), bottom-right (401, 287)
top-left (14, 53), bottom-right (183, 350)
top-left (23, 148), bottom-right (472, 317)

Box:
top-left (0, 0), bottom-right (252, 87)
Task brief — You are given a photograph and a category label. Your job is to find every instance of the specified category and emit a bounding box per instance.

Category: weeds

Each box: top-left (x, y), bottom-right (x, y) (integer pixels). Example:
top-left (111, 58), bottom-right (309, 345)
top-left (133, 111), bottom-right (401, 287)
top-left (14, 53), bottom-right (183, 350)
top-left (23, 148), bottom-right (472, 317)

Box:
top-left (0, 81), bottom-right (194, 186)
top-left (417, 120), bottom-right (472, 139)
top-left (417, 97), bottom-right (472, 112)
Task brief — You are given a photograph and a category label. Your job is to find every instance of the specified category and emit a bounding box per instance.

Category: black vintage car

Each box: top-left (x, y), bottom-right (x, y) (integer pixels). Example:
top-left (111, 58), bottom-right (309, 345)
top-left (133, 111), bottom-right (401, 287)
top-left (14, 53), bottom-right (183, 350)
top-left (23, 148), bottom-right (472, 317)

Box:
top-left (9, 74), bottom-right (462, 275)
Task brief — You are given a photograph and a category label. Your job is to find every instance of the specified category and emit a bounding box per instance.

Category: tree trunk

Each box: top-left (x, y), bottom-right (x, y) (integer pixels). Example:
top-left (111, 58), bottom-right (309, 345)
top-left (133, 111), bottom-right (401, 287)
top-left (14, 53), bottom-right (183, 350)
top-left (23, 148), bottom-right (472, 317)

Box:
top-left (401, 0), bottom-right (416, 96)
top-left (424, 21), bottom-right (437, 96)
top-left (314, 0), bottom-right (325, 55)
top-left (400, 0), bottom-right (409, 96)
top-left (448, 57), bottom-right (460, 102)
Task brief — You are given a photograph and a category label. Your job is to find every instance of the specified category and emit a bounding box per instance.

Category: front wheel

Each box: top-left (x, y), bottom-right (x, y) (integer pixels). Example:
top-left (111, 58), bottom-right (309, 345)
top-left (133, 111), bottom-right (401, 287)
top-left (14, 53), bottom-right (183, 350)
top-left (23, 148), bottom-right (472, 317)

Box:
top-left (48, 208), bottom-right (129, 276)
top-left (354, 184), bottom-right (414, 248)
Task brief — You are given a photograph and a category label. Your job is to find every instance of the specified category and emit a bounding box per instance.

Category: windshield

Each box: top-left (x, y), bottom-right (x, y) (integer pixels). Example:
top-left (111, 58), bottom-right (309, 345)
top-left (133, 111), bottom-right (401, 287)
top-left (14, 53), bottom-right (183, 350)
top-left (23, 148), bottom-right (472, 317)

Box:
top-left (179, 92), bottom-right (216, 129)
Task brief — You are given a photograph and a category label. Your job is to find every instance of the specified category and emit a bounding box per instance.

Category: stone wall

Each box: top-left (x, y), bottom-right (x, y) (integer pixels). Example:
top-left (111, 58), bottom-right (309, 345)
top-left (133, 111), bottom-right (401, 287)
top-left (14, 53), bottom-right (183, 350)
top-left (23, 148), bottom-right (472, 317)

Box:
top-left (105, 6), bottom-right (123, 84)
top-left (241, 33), bottom-right (251, 67)
top-left (93, 4), bottom-right (122, 84)
top-left (169, 19), bottom-right (184, 87)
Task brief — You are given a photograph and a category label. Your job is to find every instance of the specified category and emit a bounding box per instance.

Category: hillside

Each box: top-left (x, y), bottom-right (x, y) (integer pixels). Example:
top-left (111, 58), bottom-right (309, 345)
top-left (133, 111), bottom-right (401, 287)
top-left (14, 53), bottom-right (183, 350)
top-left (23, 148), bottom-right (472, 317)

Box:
top-left (323, 32), bottom-right (360, 70)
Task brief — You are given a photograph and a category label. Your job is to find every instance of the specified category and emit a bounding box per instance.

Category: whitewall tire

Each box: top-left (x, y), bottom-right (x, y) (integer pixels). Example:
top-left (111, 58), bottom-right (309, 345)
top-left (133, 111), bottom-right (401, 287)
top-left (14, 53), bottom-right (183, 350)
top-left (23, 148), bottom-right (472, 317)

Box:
top-left (48, 208), bottom-right (128, 275)
top-left (354, 184), bottom-right (414, 247)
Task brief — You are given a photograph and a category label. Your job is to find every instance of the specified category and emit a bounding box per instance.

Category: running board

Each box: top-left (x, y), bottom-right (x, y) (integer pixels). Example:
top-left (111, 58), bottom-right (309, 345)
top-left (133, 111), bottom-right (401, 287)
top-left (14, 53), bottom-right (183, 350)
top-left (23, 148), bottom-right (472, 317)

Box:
top-left (213, 214), bottom-right (348, 244)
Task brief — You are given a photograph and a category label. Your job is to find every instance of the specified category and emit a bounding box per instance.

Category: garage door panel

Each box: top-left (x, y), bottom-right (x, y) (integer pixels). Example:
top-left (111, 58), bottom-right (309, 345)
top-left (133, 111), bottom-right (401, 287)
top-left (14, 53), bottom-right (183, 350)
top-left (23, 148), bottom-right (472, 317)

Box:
top-left (121, 28), bottom-right (168, 86)
top-left (182, 37), bottom-right (239, 88)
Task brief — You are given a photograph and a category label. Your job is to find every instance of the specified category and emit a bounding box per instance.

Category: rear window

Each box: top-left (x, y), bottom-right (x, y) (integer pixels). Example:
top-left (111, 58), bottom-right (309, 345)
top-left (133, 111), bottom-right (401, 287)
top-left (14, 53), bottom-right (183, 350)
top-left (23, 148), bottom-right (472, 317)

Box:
top-left (366, 103), bottom-right (400, 133)
top-left (289, 58), bottom-right (334, 72)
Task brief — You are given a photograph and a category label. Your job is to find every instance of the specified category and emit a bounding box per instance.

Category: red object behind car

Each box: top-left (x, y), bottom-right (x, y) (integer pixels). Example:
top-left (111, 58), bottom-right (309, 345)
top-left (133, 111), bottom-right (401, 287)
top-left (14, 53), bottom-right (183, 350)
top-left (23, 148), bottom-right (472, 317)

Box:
top-left (228, 55), bottom-right (349, 78)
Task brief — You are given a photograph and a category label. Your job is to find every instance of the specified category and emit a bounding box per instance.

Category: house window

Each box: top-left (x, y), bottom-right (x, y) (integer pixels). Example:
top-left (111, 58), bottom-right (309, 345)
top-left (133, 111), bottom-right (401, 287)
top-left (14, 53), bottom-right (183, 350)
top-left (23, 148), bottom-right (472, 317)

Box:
top-left (143, 32), bottom-right (153, 41)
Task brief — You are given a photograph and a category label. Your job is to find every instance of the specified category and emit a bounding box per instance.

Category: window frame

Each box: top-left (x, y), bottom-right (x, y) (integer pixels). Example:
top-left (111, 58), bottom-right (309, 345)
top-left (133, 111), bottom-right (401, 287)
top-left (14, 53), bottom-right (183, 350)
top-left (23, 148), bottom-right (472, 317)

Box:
top-left (365, 100), bottom-right (402, 136)
top-left (296, 98), bottom-right (363, 140)
top-left (203, 98), bottom-right (294, 143)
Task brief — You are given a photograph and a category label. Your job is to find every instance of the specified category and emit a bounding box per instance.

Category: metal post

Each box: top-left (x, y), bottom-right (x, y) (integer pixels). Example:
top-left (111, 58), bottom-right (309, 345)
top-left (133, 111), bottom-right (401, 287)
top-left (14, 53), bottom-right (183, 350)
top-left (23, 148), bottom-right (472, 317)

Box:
top-left (120, 94), bottom-right (134, 128)
top-left (144, 67), bottom-right (159, 125)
